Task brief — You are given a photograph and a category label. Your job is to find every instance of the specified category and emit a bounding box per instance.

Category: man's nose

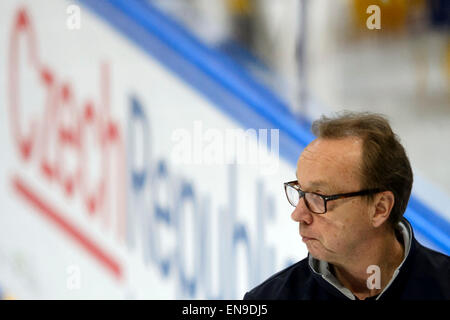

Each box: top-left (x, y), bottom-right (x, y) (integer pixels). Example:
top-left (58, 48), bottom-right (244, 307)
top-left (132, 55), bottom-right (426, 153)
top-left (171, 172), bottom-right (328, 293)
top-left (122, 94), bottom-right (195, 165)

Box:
top-left (291, 197), bottom-right (313, 224)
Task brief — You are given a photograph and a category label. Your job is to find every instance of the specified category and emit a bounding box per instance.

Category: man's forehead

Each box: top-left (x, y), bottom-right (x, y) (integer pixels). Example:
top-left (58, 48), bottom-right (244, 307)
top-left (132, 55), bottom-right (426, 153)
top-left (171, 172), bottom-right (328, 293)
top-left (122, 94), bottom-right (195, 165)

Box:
top-left (295, 137), bottom-right (363, 190)
top-left (294, 168), bottom-right (338, 191)
top-left (305, 137), bottom-right (362, 153)
top-left (294, 171), bottom-right (329, 188)
top-left (298, 137), bottom-right (362, 163)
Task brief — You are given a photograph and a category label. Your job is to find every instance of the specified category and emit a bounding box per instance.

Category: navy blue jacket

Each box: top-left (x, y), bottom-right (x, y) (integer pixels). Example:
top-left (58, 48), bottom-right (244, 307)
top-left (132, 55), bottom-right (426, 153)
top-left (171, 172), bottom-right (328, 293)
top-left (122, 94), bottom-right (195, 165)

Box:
top-left (244, 229), bottom-right (450, 300)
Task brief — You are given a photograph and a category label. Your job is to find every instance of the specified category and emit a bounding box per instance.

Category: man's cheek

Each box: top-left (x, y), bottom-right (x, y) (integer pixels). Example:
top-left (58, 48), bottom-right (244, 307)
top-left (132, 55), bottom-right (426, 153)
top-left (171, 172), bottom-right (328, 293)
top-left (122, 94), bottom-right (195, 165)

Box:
top-left (322, 214), bottom-right (346, 235)
top-left (322, 234), bottom-right (340, 252)
top-left (321, 221), bottom-right (346, 251)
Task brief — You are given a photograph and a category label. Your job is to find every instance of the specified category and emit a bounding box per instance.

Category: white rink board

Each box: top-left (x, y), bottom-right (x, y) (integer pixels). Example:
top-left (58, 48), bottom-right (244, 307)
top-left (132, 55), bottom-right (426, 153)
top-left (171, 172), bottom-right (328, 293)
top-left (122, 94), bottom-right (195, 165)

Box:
top-left (0, 0), bottom-right (307, 299)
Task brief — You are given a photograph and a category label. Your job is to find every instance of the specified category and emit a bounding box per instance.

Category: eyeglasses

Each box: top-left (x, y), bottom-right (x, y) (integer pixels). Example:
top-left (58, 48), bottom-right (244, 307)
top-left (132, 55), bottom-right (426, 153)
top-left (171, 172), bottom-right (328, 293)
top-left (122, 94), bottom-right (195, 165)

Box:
top-left (284, 180), bottom-right (382, 214)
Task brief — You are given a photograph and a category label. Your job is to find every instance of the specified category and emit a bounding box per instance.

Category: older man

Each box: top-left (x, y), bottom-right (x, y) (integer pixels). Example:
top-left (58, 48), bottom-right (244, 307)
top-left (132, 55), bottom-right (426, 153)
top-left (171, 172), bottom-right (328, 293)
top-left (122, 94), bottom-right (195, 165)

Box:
top-left (244, 111), bottom-right (450, 300)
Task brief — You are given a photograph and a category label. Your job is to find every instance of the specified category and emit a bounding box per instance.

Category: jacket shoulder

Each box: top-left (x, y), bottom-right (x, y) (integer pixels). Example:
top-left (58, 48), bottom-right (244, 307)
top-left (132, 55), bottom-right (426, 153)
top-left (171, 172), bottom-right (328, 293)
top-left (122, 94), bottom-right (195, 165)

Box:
top-left (401, 240), bottom-right (450, 299)
top-left (244, 257), bottom-right (312, 300)
top-left (413, 241), bottom-right (450, 274)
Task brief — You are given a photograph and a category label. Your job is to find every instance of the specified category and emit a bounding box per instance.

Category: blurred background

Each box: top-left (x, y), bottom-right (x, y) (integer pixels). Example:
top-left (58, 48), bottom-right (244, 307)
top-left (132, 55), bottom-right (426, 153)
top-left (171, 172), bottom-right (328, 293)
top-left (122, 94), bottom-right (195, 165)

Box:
top-left (0, 0), bottom-right (449, 299)
top-left (154, 0), bottom-right (450, 193)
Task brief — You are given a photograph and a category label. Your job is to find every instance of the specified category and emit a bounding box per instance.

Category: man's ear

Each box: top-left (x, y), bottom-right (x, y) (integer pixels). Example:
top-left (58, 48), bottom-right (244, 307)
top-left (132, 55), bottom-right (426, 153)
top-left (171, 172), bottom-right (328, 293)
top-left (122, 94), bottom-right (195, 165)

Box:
top-left (371, 191), bottom-right (395, 228)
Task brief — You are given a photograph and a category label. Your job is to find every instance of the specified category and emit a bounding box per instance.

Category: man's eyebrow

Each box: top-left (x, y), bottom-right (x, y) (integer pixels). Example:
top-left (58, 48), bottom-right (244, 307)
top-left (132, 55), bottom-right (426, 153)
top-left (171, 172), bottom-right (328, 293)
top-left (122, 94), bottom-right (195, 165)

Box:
top-left (308, 180), bottom-right (328, 188)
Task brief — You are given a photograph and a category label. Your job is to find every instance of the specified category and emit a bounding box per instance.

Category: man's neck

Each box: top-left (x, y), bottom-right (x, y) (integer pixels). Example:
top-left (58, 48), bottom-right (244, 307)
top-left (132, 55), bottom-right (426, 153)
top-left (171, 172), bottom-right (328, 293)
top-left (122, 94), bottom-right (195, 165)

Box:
top-left (331, 229), bottom-right (405, 300)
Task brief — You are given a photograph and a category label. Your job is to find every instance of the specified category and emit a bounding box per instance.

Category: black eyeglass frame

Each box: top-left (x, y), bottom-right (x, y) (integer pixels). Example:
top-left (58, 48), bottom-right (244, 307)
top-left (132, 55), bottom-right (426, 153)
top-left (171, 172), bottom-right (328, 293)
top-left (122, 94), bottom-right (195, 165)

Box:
top-left (283, 180), bottom-right (383, 214)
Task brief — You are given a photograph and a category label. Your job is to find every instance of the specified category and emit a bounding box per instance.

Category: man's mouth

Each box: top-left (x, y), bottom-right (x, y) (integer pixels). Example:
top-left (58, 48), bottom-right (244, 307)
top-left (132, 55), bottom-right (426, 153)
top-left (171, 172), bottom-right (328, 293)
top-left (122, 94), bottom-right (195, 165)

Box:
top-left (301, 235), bottom-right (315, 242)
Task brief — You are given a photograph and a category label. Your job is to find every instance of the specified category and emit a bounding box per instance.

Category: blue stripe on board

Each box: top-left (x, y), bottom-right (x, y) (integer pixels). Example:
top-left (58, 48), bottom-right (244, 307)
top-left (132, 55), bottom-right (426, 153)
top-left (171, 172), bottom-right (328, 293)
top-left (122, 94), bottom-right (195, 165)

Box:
top-left (77, 0), bottom-right (450, 255)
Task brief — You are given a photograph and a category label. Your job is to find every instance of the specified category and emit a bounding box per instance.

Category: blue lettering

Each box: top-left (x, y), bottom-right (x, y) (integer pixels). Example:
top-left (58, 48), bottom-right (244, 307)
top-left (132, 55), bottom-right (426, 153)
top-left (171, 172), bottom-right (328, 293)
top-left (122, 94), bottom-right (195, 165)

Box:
top-left (175, 181), bottom-right (197, 297)
top-left (125, 97), bottom-right (287, 299)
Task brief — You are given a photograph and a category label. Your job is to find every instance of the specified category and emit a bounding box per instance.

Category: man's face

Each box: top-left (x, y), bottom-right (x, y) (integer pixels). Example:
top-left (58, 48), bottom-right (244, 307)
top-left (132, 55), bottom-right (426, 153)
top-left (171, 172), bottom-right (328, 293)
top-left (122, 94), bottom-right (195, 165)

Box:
top-left (292, 137), bottom-right (373, 264)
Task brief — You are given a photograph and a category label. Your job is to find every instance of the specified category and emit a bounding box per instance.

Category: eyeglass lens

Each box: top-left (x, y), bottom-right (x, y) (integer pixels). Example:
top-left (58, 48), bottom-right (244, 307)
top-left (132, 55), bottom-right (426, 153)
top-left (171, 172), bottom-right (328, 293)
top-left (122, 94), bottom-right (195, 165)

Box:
top-left (286, 185), bottom-right (325, 213)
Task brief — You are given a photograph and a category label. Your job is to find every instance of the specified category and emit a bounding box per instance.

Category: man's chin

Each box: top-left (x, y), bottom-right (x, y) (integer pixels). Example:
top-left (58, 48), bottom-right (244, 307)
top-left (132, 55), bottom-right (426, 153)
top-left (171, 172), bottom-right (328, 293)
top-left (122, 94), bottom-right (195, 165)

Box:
top-left (306, 242), bottom-right (329, 262)
top-left (308, 247), bottom-right (339, 267)
top-left (308, 250), bottom-right (324, 261)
